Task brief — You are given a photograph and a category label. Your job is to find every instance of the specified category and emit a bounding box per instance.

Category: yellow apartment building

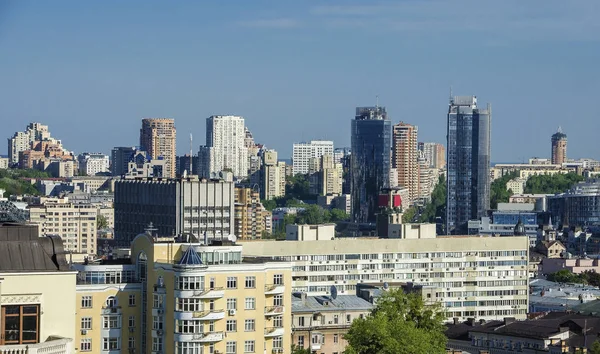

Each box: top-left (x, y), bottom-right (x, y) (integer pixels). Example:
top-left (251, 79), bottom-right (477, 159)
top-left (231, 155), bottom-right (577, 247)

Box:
top-left (234, 187), bottom-right (272, 239)
top-left (0, 223), bottom-right (77, 354)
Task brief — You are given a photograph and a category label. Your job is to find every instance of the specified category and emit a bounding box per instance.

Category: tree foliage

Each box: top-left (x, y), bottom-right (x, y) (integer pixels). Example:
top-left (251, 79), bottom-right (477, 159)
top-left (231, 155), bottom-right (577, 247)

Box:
top-left (418, 174), bottom-right (446, 223)
top-left (575, 340), bottom-right (600, 354)
top-left (547, 269), bottom-right (600, 287)
top-left (402, 206), bottom-right (417, 223)
top-left (97, 214), bottom-right (109, 230)
top-left (0, 168), bottom-right (48, 197)
top-left (261, 199), bottom-right (277, 211)
top-left (490, 171), bottom-right (519, 210)
top-left (291, 345), bottom-right (311, 354)
top-left (344, 289), bottom-right (447, 354)
top-left (524, 172), bottom-right (584, 194)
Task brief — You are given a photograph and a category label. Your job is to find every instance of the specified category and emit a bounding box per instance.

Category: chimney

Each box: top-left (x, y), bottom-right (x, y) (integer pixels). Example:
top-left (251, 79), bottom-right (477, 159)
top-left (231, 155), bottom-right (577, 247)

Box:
top-left (453, 317), bottom-right (459, 325)
top-left (466, 318), bottom-right (475, 326)
top-left (504, 317), bottom-right (516, 326)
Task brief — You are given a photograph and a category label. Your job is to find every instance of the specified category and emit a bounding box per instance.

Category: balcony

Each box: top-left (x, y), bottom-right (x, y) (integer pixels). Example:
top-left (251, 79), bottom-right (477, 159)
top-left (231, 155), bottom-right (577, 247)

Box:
top-left (264, 306), bottom-right (284, 316)
top-left (192, 310), bottom-right (225, 321)
top-left (181, 332), bottom-right (224, 343)
top-left (101, 306), bottom-right (121, 315)
top-left (0, 337), bottom-right (73, 354)
top-left (193, 287), bottom-right (224, 299)
top-left (264, 283), bottom-right (285, 295)
top-left (264, 327), bottom-right (285, 337)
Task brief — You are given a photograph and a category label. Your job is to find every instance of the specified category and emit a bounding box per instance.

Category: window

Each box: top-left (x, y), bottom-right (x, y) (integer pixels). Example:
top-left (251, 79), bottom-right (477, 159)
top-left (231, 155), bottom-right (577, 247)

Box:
top-left (80, 338), bottom-right (92, 352)
top-left (128, 294), bottom-right (136, 306)
top-left (128, 316), bottom-right (135, 328)
top-left (177, 320), bottom-right (203, 334)
top-left (128, 336), bottom-right (135, 349)
top-left (226, 341), bottom-right (237, 354)
top-left (177, 342), bottom-right (203, 354)
top-left (209, 277), bottom-right (216, 289)
top-left (227, 277), bottom-right (237, 289)
top-left (274, 295), bottom-right (283, 306)
top-left (177, 298), bottom-right (202, 312)
top-left (103, 316), bottom-right (120, 329)
top-left (152, 337), bottom-right (163, 352)
top-left (81, 317), bottom-right (92, 330)
top-left (298, 316), bottom-right (305, 327)
top-left (226, 298), bottom-right (237, 311)
top-left (273, 316), bottom-right (283, 328)
top-left (102, 337), bottom-right (120, 351)
top-left (273, 274), bottom-right (283, 285)
top-left (81, 296), bottom-right (92, 308)
top-left (152, 316), bottom-right (163, 330)
top-left (245, 297), bottom-right (255, 310)
top-left (245, 276), bottom-right (255, 288)
top-left (273, 336), bottom-right (283, 349)
top-left (334, 334), bottom-right (339, 343)
top-left (298, 336), bottom-right (304, 347)
top-left (346, 314), bottom-right (351, 323)
top-left (105, 296), bottom-right (117, 308)
top-left (244, 340), bottom-right (255, 353)
top-left (226, 320), bottom-right (237, 332)
top-left (176, 276), bottom-right (205, 290)
top-left (153, 294), bottom-right (164, 309)
top-left (244, 319), bottom-right (255, 332)
top-left (333, 315), bottom-right (339, 324)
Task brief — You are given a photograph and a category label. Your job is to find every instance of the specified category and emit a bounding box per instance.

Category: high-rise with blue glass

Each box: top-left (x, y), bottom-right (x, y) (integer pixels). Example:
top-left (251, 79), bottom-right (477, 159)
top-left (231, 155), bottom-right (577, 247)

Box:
top-left (351, 106), bottom-right (392, 223)
top-left (446, 96), bottom-right (491, 235)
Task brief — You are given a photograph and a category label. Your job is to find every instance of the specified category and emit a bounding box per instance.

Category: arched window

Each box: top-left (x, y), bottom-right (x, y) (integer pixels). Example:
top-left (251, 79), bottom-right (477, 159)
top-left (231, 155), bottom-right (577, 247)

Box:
top-left (106, 296), bottom-right (117, 308)
top-left (138, 252), bottom-right (148, 282)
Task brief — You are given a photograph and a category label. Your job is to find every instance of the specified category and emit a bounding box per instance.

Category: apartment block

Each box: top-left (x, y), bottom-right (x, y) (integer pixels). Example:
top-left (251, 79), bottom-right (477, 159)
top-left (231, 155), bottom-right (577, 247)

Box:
top-left (78, 153), bottom-right (110, 176)
top-left (392, 122), bottom-right (419, 205)
top-left (203, 115), bottom-right (248, 179)
top-left (241, 235), bottom-right (529, 321)
top-left (140, 118), bottom-right (177, 178)
top-left (292, 140), bottom-right (334, 175)
top-left (29, 198), bottom-right (98, 254)
top-left (308, 154), bottom-right (343, 196)
top-left (261, 150), bottom-right (286, 201)
top-left (234, 187), bottom-right (272, 239)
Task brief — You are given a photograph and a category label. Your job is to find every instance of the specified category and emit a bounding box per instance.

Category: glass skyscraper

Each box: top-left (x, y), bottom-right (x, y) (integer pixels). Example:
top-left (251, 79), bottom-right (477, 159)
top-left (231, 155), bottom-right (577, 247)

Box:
top-left (446, 96), bottom-right (491, 234)
top-left (351, 106), bottom-right (392, 223)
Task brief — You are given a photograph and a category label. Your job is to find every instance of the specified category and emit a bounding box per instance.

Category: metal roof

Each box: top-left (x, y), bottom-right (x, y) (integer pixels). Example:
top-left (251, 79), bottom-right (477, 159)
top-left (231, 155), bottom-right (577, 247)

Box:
top-left (292, 294), bottom-right (374, 313)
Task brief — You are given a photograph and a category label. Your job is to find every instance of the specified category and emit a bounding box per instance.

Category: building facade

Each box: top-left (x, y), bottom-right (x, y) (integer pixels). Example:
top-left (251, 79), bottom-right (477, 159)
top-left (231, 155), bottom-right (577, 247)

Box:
top-left (446, 96), bottom-right (491, 235)
top-left (78, 153), bottom-right (110, 176)
top-left (392, 122), bottom-right (419, 205)
top-left (114, 176), bottom-right (235, 246)
top-left (351, 106), bottom-right (392, 223)
top-left (548, 180), bottom-right (600, 227)
top-left (140, 118), bottom-right (177, 178)
top-left (292, 140), bottom-right (334, 175)
top-left (551, 127), bottom-right (567, 165)
top-left (111, 147), bottom-right (137, 176)
top-left (418, 142), bottom-right (446, 170)
top-left (234, 187), bottom-right (272, 239)
top-left (261, 150), bottom-right (286, 201)
top-left (203, 115), bottom-right (248, 179)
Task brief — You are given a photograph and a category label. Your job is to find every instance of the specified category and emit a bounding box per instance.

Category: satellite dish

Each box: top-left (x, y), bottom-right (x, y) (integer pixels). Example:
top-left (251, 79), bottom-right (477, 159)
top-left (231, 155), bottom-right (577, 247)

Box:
top-left (228, 234), bottom-right (237, 243)
top-left (330, 285), bottom-right (338, 300)
top-left (383, 282), bottom-right (390, 290)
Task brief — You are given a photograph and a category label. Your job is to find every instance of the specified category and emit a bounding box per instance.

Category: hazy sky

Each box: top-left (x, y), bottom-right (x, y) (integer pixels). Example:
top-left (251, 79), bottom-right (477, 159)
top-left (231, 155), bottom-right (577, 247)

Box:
top-left (1, 1), bottom-right (599, 161)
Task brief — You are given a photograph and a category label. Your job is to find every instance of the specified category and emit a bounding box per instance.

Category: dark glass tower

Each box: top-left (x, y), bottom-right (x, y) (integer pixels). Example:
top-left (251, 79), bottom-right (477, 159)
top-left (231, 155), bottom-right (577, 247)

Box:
top-left (351, 106), bottom-right (392, 223)
top-left (446, 96), bottom-right (491, 235)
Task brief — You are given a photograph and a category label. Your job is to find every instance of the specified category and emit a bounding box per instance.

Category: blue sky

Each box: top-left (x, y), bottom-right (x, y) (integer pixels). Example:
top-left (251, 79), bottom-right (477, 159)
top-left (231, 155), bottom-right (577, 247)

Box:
top-left (1, 0), bottom-right (599, 161)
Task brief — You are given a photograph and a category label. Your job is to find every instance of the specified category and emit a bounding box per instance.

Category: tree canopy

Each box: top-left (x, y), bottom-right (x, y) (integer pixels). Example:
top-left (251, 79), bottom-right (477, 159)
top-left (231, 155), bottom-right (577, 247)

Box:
top-left (0, 169), bottom-right (48, 197)
top-left (524, 172), bottom-right (584, 194)
top-left (490, 171), bottom-right (519, 209)
top-left (418, 174), bottom-right (446, 223)
top-left (547, 269), bottom-right (600, 287)
top-left (344, 289), bottom-right (447, 354)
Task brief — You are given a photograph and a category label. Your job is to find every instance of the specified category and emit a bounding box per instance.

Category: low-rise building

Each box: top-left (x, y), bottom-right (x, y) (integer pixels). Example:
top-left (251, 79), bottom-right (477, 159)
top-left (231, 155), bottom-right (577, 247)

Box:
top-left (291, 293), bottom-right (373, 353)
top-left (542, 257), bottom-right (600, 275)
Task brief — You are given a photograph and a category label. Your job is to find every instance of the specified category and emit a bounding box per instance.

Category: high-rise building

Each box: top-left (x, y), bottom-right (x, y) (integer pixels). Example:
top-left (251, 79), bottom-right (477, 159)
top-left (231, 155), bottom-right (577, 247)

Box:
top-left (111, 146), bottom-right (136, 176)
top-left (234, 187), bottom-right (272, 239)
top-left (114, 176), bottom-right (235, 245)
top-left (418, 142), bottom-right (446, 169)
top-left (308, 154), bottom-right (343, 196)
top-left (350, 106), bottom-right (391, 223)
top-left (203, 115), bottom-right (248, 179)
top-left (139, 118), bottom-right (176, 178)
top-left (7, 122), bottom-right (52, 164)
top-left (292, 140), bottom-right (334, 175)
top-left (446, 95), bottom-right (491, 235)
top-left (551, 127), bottom-right (567, 165)
top-left (77, 153), bottom-right (110, 176)
top-left (261, 150), bottom-right (286, 200)
top-left (392, 122), bottom-right (419, 205)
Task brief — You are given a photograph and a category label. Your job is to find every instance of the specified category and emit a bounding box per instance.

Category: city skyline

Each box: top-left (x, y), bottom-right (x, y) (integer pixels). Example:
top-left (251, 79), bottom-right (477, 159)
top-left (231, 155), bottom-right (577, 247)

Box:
top-left (1, 1), bottom-right (599, 161)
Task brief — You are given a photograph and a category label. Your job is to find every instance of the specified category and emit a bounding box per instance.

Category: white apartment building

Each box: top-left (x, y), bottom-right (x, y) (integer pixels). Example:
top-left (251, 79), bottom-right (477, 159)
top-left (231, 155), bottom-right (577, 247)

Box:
top-left (241, 235), bottom-right (529, 321)
top-left (8, 123), bottom-right (52, 164)
top-left (77, 153), bottom-right (110, 176)
top-left (29, 198), bottom-right (98, 254)
top-left (205, 115), bottom-right (248, 178)
top-left (292, 140), bottom-right (334, 175)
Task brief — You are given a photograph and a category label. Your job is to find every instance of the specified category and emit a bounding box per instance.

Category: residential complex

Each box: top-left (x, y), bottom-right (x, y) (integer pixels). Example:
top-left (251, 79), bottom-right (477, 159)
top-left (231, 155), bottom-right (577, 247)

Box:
top-left (139, 118), bottom-right (177, 178)
top-left (78, 152), bottom-right (110, 176)
top-left (240, 234), bottom-right (530, 322)
top-left (350, 106), bottom-right (391, 223)
top-left (292, 140), bottom-right (334, 175)
top-left (260, 149), bottom-right (286, 200)
top-left (446, 95), bottom-right (491, 235)
top-left (419, 142), bottom-right (446, 170)
top-left (551, 127), bottom-right (567, 165)
top-left (114, 176), bottom-right (235, 246)
top-left (234, 187), bottom-right (272, 239)
top-left (392, 122), bottom-right (419, 205)
top-left (308, 154), bottom-right (343, 196)
top-left (200, 115), bottom-right (248, 179)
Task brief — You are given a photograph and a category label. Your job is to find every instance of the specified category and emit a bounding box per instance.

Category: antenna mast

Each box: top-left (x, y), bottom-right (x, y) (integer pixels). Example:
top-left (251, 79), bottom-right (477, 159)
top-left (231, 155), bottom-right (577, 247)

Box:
top-left (189, 133), bottom-right (193, 175)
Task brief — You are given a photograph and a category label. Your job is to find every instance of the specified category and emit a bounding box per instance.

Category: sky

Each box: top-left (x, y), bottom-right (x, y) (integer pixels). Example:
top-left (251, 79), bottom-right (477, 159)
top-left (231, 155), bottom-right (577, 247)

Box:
top-left (1, 1), bottom-right (599, 162)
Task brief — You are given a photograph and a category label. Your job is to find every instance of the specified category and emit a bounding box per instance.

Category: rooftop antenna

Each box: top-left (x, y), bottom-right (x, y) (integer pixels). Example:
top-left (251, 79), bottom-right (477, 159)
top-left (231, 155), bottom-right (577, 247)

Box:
top-left (376, 95), bottom-right (379, 110)
top-left (189, 133), bottom-right (193, 175)
top-left (557, 126), bottom-right (563, 134)
top-left (449, 85), bottom-right (453, 103)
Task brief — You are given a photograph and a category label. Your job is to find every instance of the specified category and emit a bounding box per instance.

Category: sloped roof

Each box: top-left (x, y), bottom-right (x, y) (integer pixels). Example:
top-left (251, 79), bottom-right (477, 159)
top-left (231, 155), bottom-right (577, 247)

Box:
top-left (178, 246), bottom-right (203, 265)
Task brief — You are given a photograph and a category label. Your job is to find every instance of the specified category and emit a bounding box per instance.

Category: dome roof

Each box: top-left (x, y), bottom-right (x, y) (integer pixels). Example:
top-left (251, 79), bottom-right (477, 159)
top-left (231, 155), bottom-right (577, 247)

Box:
top-left (178, 246), bottom-right (203, 265)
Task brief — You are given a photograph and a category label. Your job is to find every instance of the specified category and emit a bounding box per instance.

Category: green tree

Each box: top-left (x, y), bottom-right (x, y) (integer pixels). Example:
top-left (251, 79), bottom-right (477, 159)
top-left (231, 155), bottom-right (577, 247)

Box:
top-left (547, 269), bottom-right (584, 284)
top-left (418, 174), bottom-right (446, 224)
top-left (402, 206), bottom-right (417, 223)
top-left (329, 208), bottom-right (350, 222)
top-left (97, 214), bottom-right (109, 229)
top-left (490, 171), bottom-right (519, 209)
top-left (261, 199), bottom-right (277, 211)
top-left (291, 345), bottom-right (311, 354)
top-left (344, 289), bottom-right (447, 354)
top-left (0, 168), bottom-right (49, 197)
top-left (524, 172), bottom-right (584, 194)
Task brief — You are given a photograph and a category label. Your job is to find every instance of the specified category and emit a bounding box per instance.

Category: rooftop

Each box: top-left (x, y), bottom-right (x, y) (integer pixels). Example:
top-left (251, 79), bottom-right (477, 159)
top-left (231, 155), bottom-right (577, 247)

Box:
top-left (292, 294), bottom-right (374, 313)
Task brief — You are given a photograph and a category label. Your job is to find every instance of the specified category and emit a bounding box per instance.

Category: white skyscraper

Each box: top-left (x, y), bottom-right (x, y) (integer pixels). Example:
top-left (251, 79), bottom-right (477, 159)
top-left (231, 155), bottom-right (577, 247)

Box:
top-left (292, 140), bottom-right (334, 175)
top-left (204, 115), bottom-right (248, 178)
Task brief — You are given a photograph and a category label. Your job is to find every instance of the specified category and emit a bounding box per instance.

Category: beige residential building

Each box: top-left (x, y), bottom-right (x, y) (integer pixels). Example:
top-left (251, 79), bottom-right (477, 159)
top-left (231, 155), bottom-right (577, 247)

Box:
top-left (308, 154), bottom-right (343, 196)
top-left (551, 127), bottom-right (567, 165)
top-left (140, 118), bottom-right (177, 178)
top-left (506, 177), bottom-right (527, 195)
top-left (234, 187), bottom-right (272, 239)
top-left (0, 223), bottom-right (76, 354)
top-left (261, 150), bottom-right (286, 200)
top-left (392, 122), bottom-right (419, 205)
top-left (29, 198), bottom-right (98, 255)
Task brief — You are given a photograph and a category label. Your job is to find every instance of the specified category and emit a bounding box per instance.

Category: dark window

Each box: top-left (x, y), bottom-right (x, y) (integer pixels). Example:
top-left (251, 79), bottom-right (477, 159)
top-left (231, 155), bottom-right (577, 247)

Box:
top-left (1, 305), bottom-right (40, 345)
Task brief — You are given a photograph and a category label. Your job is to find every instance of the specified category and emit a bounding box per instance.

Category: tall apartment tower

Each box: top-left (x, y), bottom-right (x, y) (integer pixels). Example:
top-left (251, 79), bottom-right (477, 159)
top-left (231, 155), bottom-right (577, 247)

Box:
top-left (292, 140), bottom-right (334, 175)
top-left (392, 122), bottom-right (419, 205)
top-left (139, 118), bottom-right (176, 178)
top-left (551, 127), bottom-right (567, 165)
top-left (351, 106), bottom-right (392, 223)
top-left (418, 142), bottom-right (446, 169)
top-left (203, 115), bottom-right (248, 178)
top-left (446, 96), bottom-right (491, 235)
